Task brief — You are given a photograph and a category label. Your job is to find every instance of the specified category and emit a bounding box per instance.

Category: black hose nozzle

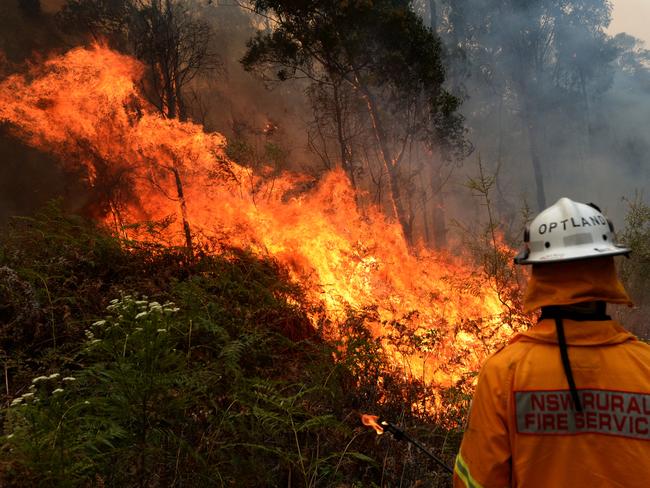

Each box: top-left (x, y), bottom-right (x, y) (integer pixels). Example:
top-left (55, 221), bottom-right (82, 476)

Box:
top-left (379, 419), bottom-right (454, 475)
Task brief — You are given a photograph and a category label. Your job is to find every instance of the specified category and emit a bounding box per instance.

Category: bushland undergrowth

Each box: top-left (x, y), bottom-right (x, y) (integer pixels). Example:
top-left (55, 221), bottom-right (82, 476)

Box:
top-left (618, 197), bottom-right (650, 339)
top-left (0, 204), bottom-right (465, 487)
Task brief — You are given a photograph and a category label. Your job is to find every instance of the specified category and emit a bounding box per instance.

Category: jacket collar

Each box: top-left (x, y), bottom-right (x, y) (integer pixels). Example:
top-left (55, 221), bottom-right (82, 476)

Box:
top-left (512, 318), bottom-right (636, 347)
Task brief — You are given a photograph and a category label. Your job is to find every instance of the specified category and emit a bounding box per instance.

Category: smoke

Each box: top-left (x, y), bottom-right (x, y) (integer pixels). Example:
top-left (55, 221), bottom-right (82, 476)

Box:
top-left (1, 0), bottom-right (648, 238)
top-left (433, 0), bottom-right (650, 228)
top-left (0, 1), bottom-right (314, 225)
top-left (184, 2), bottom-right (314, 171)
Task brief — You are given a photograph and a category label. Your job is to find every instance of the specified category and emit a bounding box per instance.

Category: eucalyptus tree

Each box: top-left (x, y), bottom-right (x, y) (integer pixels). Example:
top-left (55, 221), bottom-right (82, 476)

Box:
top-left (59, 0), bottom-right (221, 254)
top-left (60, 0), bottom-right (219, 121)
top-left (242, 0), bottom-right (469, 244)
top-left (438, 0), bottom-right (617, 210)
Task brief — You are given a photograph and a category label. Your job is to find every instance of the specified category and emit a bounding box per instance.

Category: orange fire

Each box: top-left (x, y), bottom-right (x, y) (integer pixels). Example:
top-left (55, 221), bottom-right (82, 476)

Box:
top-left (361, 414), bottom-right (385, 435)
top-left (0, 45), bottom-right (524, 391)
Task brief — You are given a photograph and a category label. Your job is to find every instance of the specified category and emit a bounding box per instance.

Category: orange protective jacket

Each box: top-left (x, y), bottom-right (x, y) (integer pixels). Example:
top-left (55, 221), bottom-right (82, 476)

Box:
top-left (454, 258), bottom-right (650, 488)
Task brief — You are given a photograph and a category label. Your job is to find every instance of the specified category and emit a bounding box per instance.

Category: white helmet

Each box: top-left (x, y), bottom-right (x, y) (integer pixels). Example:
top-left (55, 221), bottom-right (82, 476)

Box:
top-left (514, 197), bottom-right (630, 265)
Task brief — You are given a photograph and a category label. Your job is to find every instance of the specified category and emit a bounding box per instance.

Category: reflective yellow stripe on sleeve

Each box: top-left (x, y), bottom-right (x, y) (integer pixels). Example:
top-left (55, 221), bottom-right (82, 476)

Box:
top-left (455, 453), bottom-right (484, 488)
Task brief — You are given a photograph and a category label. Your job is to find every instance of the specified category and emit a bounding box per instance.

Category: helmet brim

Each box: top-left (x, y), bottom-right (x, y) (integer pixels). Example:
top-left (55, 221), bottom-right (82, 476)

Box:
top-left (514, 245), bottom-right (631, 265)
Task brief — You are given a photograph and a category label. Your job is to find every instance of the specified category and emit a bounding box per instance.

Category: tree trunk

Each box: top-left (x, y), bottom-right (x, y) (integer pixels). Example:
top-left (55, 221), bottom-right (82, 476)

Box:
top-left (332, 81), bottom-right (356, 190)
top-left (419, 171), bottom-right (432, 246)
top-left (514, 48), bottom-right (547, 211)
top-left (428, 2), bottom-right (449, 248)
top-left (524, 112), bottom-right (546, 211)
top-left (578, 67), bottom-right (591, 174)
top-left (176, 82), bottom-right (187, 122)
top-left (429, 0), bottom-right (437, 31)
top-left (430, 162), bottom-right (447, 248)
top-left (357, 85), bottom-right (413, 244)
top-left (109, 200), bottom-right (129, 240)
top-left (175, 65), bottom-right (188, 122)
top-left (170, 165), bottom-right (193, 257)
top-left (164, 77), bottom-right (177, 119)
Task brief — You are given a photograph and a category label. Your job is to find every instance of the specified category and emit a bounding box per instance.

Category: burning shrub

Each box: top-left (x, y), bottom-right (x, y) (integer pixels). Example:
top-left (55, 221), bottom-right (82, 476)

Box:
top-left (0, 206), bottom-right (468, 486)
top-left (0, 44), bottom-right (520, 393)
top-left (0, 47), bottom-right (526, 479)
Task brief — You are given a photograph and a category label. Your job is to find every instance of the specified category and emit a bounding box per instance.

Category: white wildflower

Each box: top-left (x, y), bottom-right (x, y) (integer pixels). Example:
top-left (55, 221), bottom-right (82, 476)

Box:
top-left (31, 376), bottom-right (48, 384)
top-left (7, 434), bottom-right (14, 439)
top-left (135, 300), bottom-right (148, 306)
top-left (52, 388), bottom-right (64, 395)
top-left (85, 330), bottom-right (95, 339)
top-left (21, 392), bottom-right (34, 399)
top-left (62, 377), bottom-right (76, 383)
top-left (110, 299), bottom-right (119, 305)
top-left (135, 311), bottom-right (148, 319)
top-left (28, 385), bottom-right (36, 390)
top-left (48, 373), bottom-right (60, 380)
top-left (10, 398), bottom-right (22, 406)
top-left (135, 327), bottom-right (143, 332)
top-left (91, 339), bottom-right (102, 344)
top-left (92, 320), bottom-right (106, 327)
top-left (148, 302), bottom-right (161, 309)
top-left (156, 328), bottom-right (167, 333)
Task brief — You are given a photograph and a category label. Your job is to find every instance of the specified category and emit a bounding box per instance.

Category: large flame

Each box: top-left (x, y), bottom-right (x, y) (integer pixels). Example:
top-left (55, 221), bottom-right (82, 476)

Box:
top-left (0, 45), bottom-right (521, 389)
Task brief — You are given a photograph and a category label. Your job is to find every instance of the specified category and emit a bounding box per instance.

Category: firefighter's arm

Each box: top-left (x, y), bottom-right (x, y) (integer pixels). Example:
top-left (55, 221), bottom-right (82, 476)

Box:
top-left (453, 359), bottom-right (511, 488)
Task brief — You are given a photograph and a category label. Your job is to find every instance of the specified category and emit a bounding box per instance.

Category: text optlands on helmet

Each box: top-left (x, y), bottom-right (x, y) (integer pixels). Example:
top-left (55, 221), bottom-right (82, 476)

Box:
top-left (514, 197), bottom-right (630, 265)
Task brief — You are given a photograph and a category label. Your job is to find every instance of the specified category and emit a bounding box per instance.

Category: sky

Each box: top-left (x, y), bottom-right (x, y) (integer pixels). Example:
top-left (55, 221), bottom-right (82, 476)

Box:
top-left (609, 0), bottom-right (650, 44)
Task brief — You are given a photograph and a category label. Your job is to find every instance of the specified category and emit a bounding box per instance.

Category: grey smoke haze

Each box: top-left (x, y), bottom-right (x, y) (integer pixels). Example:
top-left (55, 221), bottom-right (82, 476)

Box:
top-left (1, 0), bottom-right (648, 238)
top-left (428, 0), bottom-right (650, 229)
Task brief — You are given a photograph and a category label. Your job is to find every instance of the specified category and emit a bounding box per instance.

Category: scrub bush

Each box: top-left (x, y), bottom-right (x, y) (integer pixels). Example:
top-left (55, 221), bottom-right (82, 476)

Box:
top-left (0, 205), bottom-right (461, 486)
top-left (619, 197), bottom-right (650, 338)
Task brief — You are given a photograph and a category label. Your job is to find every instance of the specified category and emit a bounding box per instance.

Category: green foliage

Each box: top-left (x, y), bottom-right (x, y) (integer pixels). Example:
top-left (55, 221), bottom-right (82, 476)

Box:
top-left (618, 197), bottom-right (650, 337)
top-left (462, 157), bottom-right (530, 331)
top-left (225, 137), bottom-right (290, 174)
top-left (242, 0), bottom-right (469, 160)
top-left (0, 206), bottom-right (461, 486)
top-left (620, 197), bottom-right (650, 299)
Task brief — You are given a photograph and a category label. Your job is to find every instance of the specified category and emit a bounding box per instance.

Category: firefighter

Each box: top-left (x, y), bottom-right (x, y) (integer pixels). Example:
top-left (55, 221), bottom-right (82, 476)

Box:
top-left (454, 197), bottom-right (650, 488)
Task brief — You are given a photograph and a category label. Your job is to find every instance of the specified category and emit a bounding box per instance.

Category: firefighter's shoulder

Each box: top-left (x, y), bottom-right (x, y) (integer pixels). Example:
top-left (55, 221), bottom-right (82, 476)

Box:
top-left (486, 330), bottom-right (528, 359)
top-left (472, 336), bottom-right (532, 404)
top-left (480, 333), bottom-right (532, 374)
